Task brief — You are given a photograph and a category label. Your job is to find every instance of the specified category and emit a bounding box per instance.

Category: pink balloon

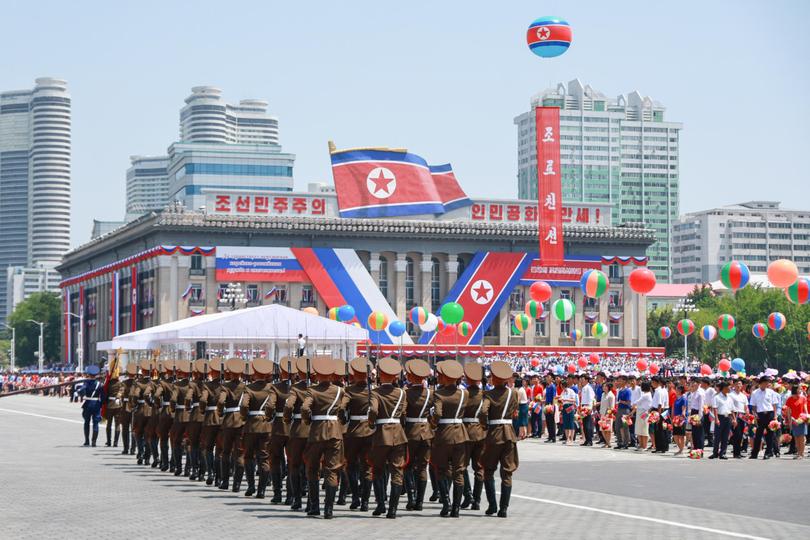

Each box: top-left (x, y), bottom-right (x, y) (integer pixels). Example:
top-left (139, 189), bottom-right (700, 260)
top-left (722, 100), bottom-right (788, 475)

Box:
top-left (530, 358), bottom-right (540, 368)
top-left (649, 363), bottom-right (660, 375)
top-left (577, 357), bottom-right (587, 369)
top-left (589, 352), bottom-right (600, 365)
top-left (636, 359), bottom-right (648, 372)
top-left (700, 364), bottom-right (712, 376)
top-left (566, 363), bottom-right (576, 373)
top-left (718, 359), bottom-right (731, 372)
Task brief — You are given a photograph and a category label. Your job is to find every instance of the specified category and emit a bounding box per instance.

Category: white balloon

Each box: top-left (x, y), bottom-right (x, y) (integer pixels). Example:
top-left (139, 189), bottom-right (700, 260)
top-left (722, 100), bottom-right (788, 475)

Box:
top-left (420, 313), bottom-right (438, 332)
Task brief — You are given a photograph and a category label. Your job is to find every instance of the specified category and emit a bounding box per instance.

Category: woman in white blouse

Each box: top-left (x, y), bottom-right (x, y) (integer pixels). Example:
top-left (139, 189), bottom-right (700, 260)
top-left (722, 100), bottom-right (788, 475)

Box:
top-left (560, 380), bottom-right (579, 445)
top-left (599, 382), bottom-right (616, 449)
top-left (631, 381), bottom-right (653, 452)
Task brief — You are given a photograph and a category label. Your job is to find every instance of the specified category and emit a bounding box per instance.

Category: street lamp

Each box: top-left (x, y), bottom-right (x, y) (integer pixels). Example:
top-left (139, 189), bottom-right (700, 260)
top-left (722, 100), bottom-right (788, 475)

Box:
top-left (26, 319), bottom-right (45, 374)
top-left (2, 323), bottom-right (15, 372)
top-left (64, 311), bottom-right (83, 374)
top-left (219, 282), bottom-right (246, 311)
top-left (673, 299), bottom-right (699, 374)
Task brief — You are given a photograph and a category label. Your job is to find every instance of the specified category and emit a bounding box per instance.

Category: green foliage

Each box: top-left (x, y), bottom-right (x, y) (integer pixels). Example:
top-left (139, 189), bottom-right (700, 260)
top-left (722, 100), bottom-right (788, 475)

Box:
top-left (7, 292), bottom-right (63, 366)
top-left (647, 286), bottom-right (810, 373)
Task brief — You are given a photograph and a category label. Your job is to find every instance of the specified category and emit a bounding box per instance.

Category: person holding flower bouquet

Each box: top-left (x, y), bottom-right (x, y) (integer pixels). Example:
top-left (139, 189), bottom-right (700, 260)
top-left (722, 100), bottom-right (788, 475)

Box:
top-left (543, 374), bottom-right (557, 443)
top-left (729, 380), bottom-right (749, 459)
top-left (749, 376), bottom-right (780, 460)
top-left (671, 385), bottom-right (687, 455)
top-left (709, 382), bottom-right (733, 460)
top-left (599, 382), bottom-right (615, 448)
top-left (631, 382), bottom-right (652, 452)
top-left (650, 377), bottom-right (670, 454)
top-left (785, 382), bottom-right (808, 460)
top-left (579, 374), bottom-right (596, 447)
top-left (560, 380), bottom-right (578, 445)
top-left (615, 377), bottom-right (632, 450)
top-left (687, 380), bottom-right (706, 452)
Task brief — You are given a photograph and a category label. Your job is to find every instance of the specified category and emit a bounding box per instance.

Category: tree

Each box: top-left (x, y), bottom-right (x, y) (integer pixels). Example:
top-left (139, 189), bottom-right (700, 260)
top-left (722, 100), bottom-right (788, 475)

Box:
top-left (7, 292), bottom-right (62, 367)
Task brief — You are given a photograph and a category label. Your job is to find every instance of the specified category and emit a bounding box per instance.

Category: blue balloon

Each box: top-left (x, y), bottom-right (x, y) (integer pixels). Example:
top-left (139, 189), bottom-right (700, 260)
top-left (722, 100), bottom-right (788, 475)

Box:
top-left (554, 365), bottom-right (564, 376)
top-left (337, 304), bottom-right (355, 322)
top-left (389, 320), bottom-right (406, 338)
top-left (731, 358), bottom-right (745, 372)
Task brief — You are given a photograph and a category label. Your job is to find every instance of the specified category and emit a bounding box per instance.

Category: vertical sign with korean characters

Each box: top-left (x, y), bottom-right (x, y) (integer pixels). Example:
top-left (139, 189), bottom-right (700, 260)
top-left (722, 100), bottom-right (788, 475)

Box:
top-left (536, 106), bottom-right (564, 266)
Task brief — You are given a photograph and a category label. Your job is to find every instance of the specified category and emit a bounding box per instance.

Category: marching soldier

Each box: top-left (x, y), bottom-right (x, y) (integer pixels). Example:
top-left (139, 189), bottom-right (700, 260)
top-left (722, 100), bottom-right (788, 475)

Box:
top-left (240, 357), bottom-right (273, 498)
top-left (144, 357), bottom-right (161, 467)
top-left (478, 360), bottom-right (519, 518)
top-left (187, 359), bottom-right (206, 481)
top-left (154, 360), bottom-right (175, 472)
top-left (217, 358), bottom-right (246, 491)
top-left (103, 359), bottom-right (124, 447)
top-left (300, 356), bottom-right (350, 519)
top-left (119, 362), bottom-right (138, 455)
top-left (283, 356), bottom-right (311, 511)
top-left (368, 357), bottom-right (407, 519)
top-left (344, 356), bottom-right (374, 511)
top-left (199, 360), bottom-right (223, 486)
top-left (461, 362), bottom-right (486, 510)
top-left (267, 357), bottom-right (293, 504)
top-left (131, 359), bottom-right (154, 465)
top-left (430, 359), bottom-right (469, 518)
top-left (77, 365), bottom-right (103, 447)
top-left (403, 358), bottom-right (433, 511)
top-left (169, 360), bottom-right (192, 476)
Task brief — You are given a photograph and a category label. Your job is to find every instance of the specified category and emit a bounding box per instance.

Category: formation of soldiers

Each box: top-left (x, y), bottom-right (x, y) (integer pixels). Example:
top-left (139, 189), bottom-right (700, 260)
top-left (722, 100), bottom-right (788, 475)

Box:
top-left (100, 354), bottom-right (519, 519)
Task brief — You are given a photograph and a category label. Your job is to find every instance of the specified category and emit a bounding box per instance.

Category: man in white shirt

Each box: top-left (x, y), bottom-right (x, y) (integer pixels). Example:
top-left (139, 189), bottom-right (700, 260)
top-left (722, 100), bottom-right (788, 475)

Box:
top-left (701, 379), bottom-right (716, 447)
top-left (729, 381), bottom-right (749, 458)
top-left (297, 334), bottom-right (306, 357)
top-left (579, 374), bottom-right (595, 446)
top-left (709, 382), bottom-right (734, 459)
top-left (628, 375), bottom-right (641, 447)
top-left (687, 380), bottom-right (706, 451)
top-left (749, 377), bottom-right (779, 459)
top-left (650, 377), bottom-right (670, 453)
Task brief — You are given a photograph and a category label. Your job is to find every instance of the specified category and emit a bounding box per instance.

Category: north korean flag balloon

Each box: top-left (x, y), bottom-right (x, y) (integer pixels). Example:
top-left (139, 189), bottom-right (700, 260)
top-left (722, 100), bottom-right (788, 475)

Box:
top-left (658, 326), bottom-right (672, 340)
top-left (527, 17), bottom-right (572, 58)
top-left (717, 314), bottom-right (735, 332)
top-left (720, 261), bottom-right (750, 291)
top-left (752, 323), bottom-right (768, 340)
top-left (767, 312), bottom-right (786, 332)
top-left (676, 319), bottom-right (695, 336)
top-left (786, 278), bottom-right (810, 304)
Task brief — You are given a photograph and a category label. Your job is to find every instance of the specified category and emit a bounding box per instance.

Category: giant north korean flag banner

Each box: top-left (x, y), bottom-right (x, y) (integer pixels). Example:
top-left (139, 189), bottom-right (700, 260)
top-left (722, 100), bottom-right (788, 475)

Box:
top-left (536, 107), bottom-right (564, 266)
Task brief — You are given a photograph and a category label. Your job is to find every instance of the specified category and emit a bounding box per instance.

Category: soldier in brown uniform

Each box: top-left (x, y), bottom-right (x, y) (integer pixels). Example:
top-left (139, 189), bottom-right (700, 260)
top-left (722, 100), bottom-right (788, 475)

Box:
top-left (103, 361), bottom-right (124, 447)
top-left (239, 357), bottom-right (273, 498)
top-left (430, 359), bottom-right (469, 518)
top-left (217, 358), bottom-right (246, 491)
top-left (368, 357), bottom-right (408, 519)
top-left (187, 359), bottom-right (206, 481)
top-left (461, 362), bottom-right (486, 510)
top-left (301, 356), bottom-right (350, 519)
top-left (154, 360), bottom-right (176, 472)
top-left (119, 363), bottom-right (138, 455)
top-left (283, 356), bottom-right (311, 511)
top-left (199, 361), bottom-right (222, 486)
top-left (144, 358), bottom-right (162, 467)
top-left (266, 357), bottom-right (293, 504)
top-left (169, 360), bottom-right (192, 476)
top-left (478, 360), bottom-right (519, 518)
top-left (402, 358), bottom-right (433, 511)
top-left (131, 358), bottom-right (156, 465)
top-left (343, 356), bottom-right (374, 511)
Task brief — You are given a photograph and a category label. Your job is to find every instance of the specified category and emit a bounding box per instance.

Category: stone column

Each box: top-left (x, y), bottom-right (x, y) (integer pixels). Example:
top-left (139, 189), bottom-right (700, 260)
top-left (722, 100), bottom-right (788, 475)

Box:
top-left (369, 252), bottom-right (381, 289)
top-left (445, 255), bottom-right (459, 297)
top-left (498, 303), bottom-right (509, 346)
top-left (420, 255), bottom-right (432, 311)
top-left (573, 288), bottom-right (585, 341)
top-left (170, 255), bottom-right (179, 321)
top-left (598, 292), bottom-right (609, 346)
top-left (394, 254), bottom-right (407, 322)
top-left (623, 282), bottom-right (634, 347)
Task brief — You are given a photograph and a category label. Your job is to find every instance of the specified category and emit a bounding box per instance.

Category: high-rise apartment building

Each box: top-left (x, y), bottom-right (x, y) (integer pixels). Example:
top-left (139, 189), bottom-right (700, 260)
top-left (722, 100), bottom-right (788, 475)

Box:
top-left (0, 77), bottom-right (71, 323)
top-left (672, 201), bottom-right (810, 283)
top-left (125, 86), bottom-right (294, 218)
top-left (515, 79), bottom-right (681, 280)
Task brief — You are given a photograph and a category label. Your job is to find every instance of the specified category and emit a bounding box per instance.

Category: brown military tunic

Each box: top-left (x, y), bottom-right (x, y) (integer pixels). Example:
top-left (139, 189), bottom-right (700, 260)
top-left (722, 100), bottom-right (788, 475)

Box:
top-left (344, 381), bottom-right (374, 484)
top-left (154, 377), bottom-right (174, 442)
top-left (301, 381), bottom-right (349, 486)
top-left (462, 385), bottom-right (486, 481)
top-left (478, 385), bottom-right (519, 486)
top-left (170, 378), bottom-right (191, 443)
top-left (239, 381), bottom-right (273, 472)
top-left (199, 379), bottom-right (222, 452)
top-left (283, 380), bottom-right (311, 469)
top-left (404, 384), bottom-right (434, 482)
top-left (119, 377), bottom-right (136, 450)
top-left (185, 379), bottom-right (204, 449)
top-left (368, 383), bottom-right (407, 486)
top-left (217, 379), bottom-right (246, 467)
top-left (131, 376), bottom-right (154, 437)
top-left (104, 379), bottom-right (124, 420)
top-left (267, 379), bottom-right (291, 469)
top-left (430, 385), bottom-right (470, 486)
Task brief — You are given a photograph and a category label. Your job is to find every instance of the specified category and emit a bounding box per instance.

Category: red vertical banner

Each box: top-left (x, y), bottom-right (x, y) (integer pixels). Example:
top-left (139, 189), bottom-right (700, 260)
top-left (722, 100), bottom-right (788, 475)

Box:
top-left (64, 289), bottom-right (71, 364)
top-left (110, 279), bottom-right (115, 337)
top-left (536, 106), bottom-right (564, 266)
top-left (78, 286), bottom-right (84, 365)
top-left (130, 266), bottom-right (137, 332)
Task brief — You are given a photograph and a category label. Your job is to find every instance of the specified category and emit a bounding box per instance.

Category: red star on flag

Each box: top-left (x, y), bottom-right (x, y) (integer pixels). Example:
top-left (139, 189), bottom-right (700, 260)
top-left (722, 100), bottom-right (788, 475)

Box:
top-left (472, 282), bottom-right (491, 302)
top-left (369, 169), bottom-right (393, 195)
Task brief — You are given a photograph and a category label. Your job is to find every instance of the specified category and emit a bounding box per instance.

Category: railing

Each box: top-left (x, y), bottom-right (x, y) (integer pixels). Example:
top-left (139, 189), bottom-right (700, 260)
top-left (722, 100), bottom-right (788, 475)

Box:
top-left (189, 268), bottom-right (206, 276)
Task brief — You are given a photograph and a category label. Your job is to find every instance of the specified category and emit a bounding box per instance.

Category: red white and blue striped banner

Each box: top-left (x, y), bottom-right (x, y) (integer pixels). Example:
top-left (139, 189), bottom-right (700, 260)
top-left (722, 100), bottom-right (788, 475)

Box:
top-left (215, 247), bottom-right (307, 282)
top-left (64, 290), bottom-right (71, 363)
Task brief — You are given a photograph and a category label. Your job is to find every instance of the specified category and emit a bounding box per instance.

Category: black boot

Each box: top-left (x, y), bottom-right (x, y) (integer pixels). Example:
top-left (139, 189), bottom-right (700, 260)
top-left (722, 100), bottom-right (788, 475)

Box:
top-left (270, 471), bottom-right (282, 503)
top-left (121, 429), bottom-right (130, 455)
top-left (484, 478), bottom-right (498, 515)
top-left (136, 437), bottom-right (144, 463)
top-left (106, 422), bottom-right (112, 446)
top-left (150, 440), bottom-right (159, 467)
top-left (244, 460), bottom-right (256, 497)
top-left (372, 477), bottom-right (387, 516)
top-left (324, 485), bottom-right (336, 519)
top-left (219, 460), bottom-right (230, 490)
top-left (307, 479), bottom-right (320, 517)
top-left (284, 473), bottom-right (292, 506)
top-left (257, 470), bottom-right (269, 499)
top-left (173, 445), bottom-right (183, 476)
top-left (439, 479), bottom-right (451, 517)
top-left (113, 428), bottom-right (120, 448)
top-left (290, 472), bottom-right (302, 511)
top-left (129, 432), bottom-right (136, 454)
top-left (386, 484), bottom-right (402, 519)
top-left (160, 441), bottom-right (169, 471)
top-left (183, 447), bottom-right (192, 477)
top-left (460, 470), bottom-right (472, 509)
top-left (497, 485), bottom-right (511, 518)
top-left (83, 424), bottom-right (90, 446)
top-left (429, 468), bottom-right (439, 502)
top-left (414, 479), bottom-right (427, 511)
top-left (360, 479), bottom-right (371, 512)
top-left (404, 469), bottom-right (415, 510)
top-left (91, 430), bottom-right (98, 447)
top-left (471, 478), bottom-right (483, 511)
top-left (189, 449), bottom-right (199, 481)
top-left (205, 452), bottom-right (215, 485)
top-left (348, 467), bottom-right (360, 510)
top-left (214, 456), bottom-right (221, 485)
top-left (451, 482), bottom-right (462, 518)
top-left (232, 464), bottom-right (244, 493)
top-left (336, 471), bottom-right (347, 505)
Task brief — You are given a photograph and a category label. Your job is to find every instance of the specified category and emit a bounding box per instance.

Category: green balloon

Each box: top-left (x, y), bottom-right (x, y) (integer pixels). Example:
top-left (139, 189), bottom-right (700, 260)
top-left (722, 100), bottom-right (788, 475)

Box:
top-left (718, 327), bottom-right (737, 340)
top-left (440, 302), bottom-right (464, 325)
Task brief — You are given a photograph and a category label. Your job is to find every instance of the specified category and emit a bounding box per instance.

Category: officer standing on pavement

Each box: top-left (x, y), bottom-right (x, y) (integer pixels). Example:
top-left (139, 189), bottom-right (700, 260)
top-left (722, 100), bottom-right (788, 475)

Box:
top-left (283, 356), bottom-right (311, 511)
top-left (169, 360), bottom-right (192, 476)
top-left (77, 365), bottom-right (103, 446)
top-left (187, 359), bottom-right (206, 481)
top-left (154, 360), bottom-right (175, 472)
top-left (199, 360), bottom-right (222, 485)
top-left (103, 359), bottom-right (124, 448)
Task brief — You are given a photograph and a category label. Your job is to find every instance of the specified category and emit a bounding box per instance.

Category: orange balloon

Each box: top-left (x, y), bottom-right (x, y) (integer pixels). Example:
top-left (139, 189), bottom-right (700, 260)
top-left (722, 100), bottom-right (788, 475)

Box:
top-left (767, 259), bottom-right (798, 288)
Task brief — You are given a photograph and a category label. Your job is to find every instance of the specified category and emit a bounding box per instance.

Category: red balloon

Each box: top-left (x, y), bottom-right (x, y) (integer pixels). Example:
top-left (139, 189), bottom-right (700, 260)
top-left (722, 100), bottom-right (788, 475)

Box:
top-left (577, 356), bottom-right (587, 369)
top-left (566, 363), bottom-right (576, 373)
top-left (649, 363), bottom-right (660, 375)
top-left (441, 323), bottom-right (457, 337)
top-left (718, 359), bottom-right (731, 372)
top-left (529, 281), bottom-right (552, 303)
top-left (700, 364), bottom-right (712, 375)
top-left (530, 358), bottom-right (540, 368)
top-left (636, 359), bottom-right (648, 372)
top-left (628, 268), bottom-right (657, 295)
top-left (589, 352), bottom-right (600, 365)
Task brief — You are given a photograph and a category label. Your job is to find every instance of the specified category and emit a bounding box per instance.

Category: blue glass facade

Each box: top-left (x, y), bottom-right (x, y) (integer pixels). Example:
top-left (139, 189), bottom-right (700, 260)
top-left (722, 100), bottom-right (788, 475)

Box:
top-left (184, 163), bottom-right (292, 177)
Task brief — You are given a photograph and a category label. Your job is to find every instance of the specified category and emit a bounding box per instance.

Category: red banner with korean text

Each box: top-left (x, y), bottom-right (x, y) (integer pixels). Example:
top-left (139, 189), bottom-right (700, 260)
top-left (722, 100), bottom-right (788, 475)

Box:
top-left (536, 107), bottom-right (564, 266)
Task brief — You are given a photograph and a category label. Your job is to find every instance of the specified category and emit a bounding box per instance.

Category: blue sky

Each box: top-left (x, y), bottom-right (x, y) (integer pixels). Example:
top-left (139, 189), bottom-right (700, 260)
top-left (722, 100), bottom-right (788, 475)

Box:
top-left (2, 0), bottom-right (808, 247)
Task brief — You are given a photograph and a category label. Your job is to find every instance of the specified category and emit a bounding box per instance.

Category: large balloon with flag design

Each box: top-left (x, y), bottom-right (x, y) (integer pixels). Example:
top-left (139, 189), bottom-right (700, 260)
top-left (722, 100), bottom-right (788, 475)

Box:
top-left (580, 269), bottom-right (609, 298)
top-left (676, 319), bottom-right (695, 336)
top-left (409, 306), bottom-right (430, 327)
top-left (659, 326), bottom-right (672, 340)
top-left (767, 312), bottom-right (786, 332)
top-left (719, 261), bottom-right (750, 291)
top-left (717, 314), bottom-right (735, 332)
top-left (786, 278), bottom-right (810, 304)
top-left (525, 300), bottom-right (543, 319)
top-left (700, 325), bottom-right (717, 341)
top-left (526, 17), bottom-right (572, 58)
top-left (752, 323), bottom-right (768, 339)
top-left (552, 298), bottom-right (575, 321)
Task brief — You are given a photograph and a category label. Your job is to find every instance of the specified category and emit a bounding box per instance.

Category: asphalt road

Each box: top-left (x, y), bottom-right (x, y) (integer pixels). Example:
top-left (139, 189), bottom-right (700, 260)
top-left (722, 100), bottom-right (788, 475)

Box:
top-left (1, 395), bottom-right (807, 540)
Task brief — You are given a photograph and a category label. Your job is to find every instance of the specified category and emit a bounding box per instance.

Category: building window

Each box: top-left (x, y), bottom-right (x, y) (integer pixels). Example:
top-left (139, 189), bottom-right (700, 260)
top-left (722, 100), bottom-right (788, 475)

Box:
top-left (379, 257), bottom-right (389, 300)
top-left (246, 284), bottom-right (259, 303)
top-left (301, 285), bottom-right (315, 305)
top-left (608, 263), bottom-right (621, 279)
top-left (535, 319), bottom-right (546, 337)
top-left (457, 257), bottom-right (467, 278)
top-left (510, 288), bottom-right (525, 311)
top-left (269, 286), bottom-right (287, 304)
top-left (190, 284), bottom-right (204, 305)
top-left (405, 257), bottom-right (415, 308)
top-left (559, 321), bottom-right (571, 336)
top-left (610, 321), bottom-right (621, 338)
top-left (431, 258), bottom-right (441, 312)
top-left (609, 290), bottom-right (621, 308)
top-left (190, 254), bottom-right (203, 270)
top-left (560, 289), bottom-right (571, 300)
top-left (217, 283), bottom-right (228, 301)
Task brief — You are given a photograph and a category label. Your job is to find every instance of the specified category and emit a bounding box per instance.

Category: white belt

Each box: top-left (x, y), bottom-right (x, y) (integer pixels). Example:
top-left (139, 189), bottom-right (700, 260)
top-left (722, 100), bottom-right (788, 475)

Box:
top-left (292, 413), bottom-right (302, 420)
top-left (488, 419), bottom-right (513, 425)
top-left (108, 397), bottom-right (118, 402)
top-left (223, 407), bottom-right (240, 413)
top-left (405, 417), bottom-right (428, 423)
top-left (375, 418), bottom-right (400, 424)
top-left (248, 411), bottom-right (265, 416)
top-left (161, 401), bottom-right (170, 406)
top-left (350, 415), bottom-right (368, 421)
top-left (137, 399), bottom-right (146, 404)
top-left (191, 402), bottom-right (199, 407)
top-left (275, 412), bottom-right (285, 418)
top-left (175, 405), bottom-right (186, 410)
top-left (206, 406), bottom-right (217, 411)
top-left (462, 418), bottom-right (479, 423)
top-left (85, 397), bottom-right (99, 401)
top-left (438, 418), bottom-right (462, 424)
top-left (122, 398), bottom-right (129, 402)
top-left (312, 415), bottom-right (338, 421)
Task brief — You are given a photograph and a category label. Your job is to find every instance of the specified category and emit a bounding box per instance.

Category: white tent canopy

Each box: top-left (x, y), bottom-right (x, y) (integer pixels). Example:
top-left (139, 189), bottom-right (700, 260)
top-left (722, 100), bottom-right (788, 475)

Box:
top-left (97, 304), bottom-right (369, 351)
